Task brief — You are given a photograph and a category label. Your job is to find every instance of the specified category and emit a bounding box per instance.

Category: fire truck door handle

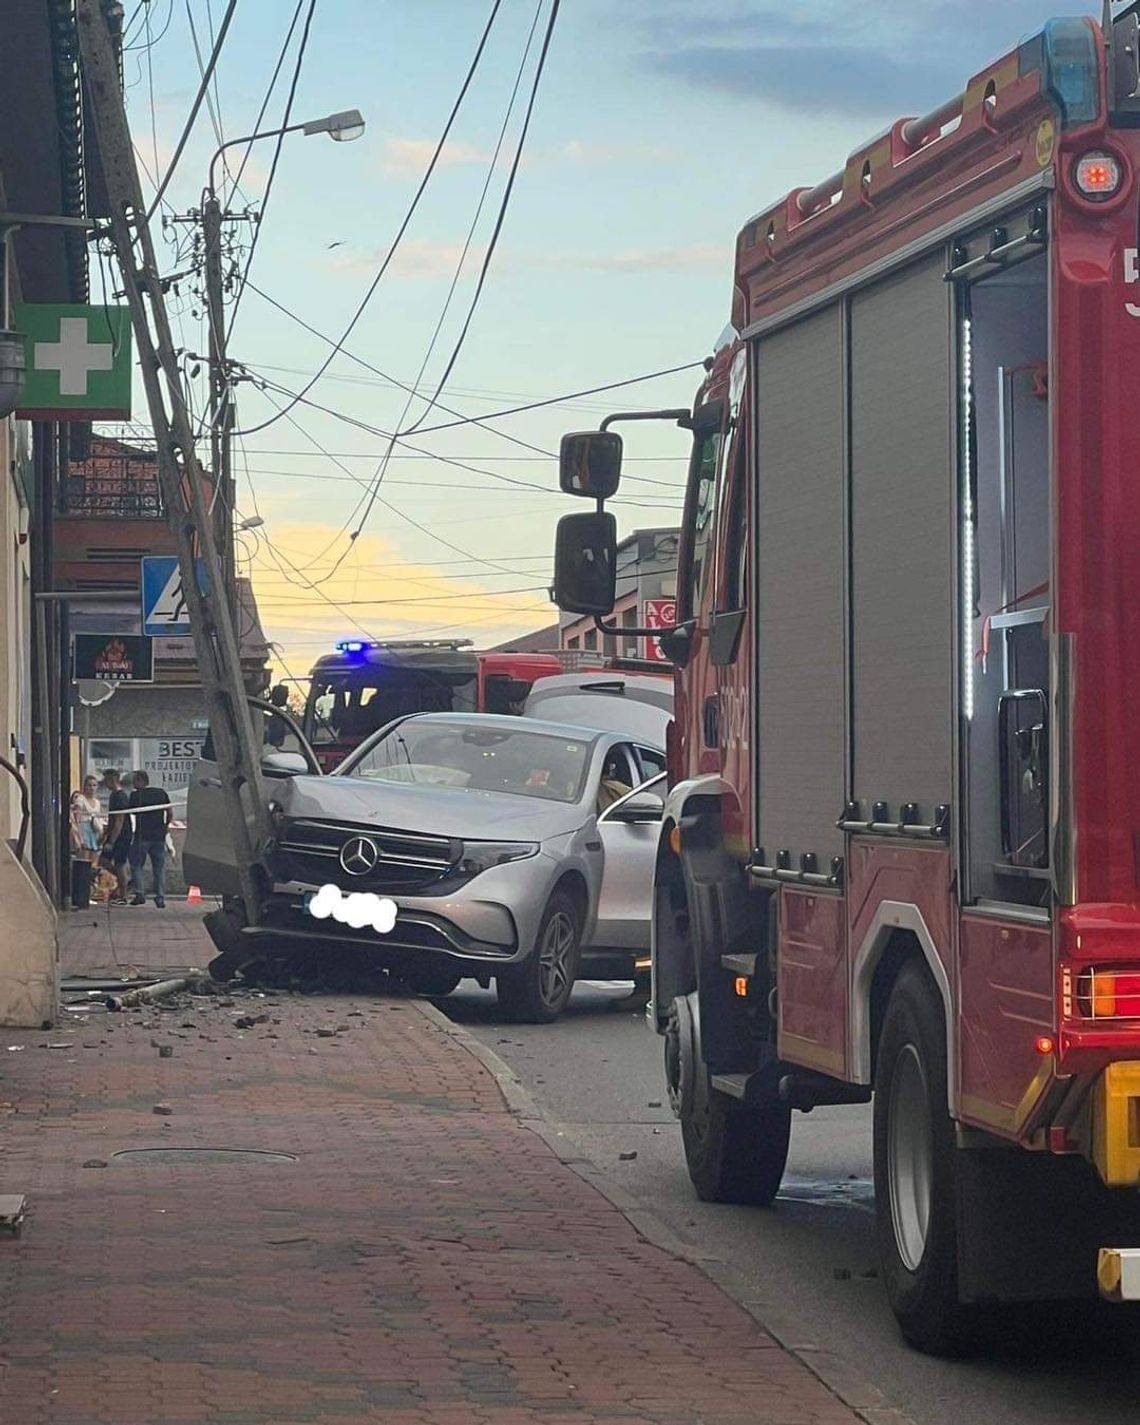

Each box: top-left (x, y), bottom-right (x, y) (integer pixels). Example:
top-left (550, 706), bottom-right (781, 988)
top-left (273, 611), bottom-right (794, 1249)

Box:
top-left (703, 695), bottom-right (720, 748)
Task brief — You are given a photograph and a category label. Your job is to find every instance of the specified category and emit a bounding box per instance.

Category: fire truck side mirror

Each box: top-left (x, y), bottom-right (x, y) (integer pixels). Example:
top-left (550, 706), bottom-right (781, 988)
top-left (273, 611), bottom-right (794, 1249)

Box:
top-left (553, 511), bottom-right (617, 615)
top-left (559, 430), bottom-right (623, 499)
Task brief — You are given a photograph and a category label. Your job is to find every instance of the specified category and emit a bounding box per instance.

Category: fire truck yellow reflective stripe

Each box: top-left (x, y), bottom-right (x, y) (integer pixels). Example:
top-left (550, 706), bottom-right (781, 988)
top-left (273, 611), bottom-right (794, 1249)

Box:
top-left (959, 1058), bottom-right (1056, 1136)
top-left (778, 1032), bottom-right (845, 1077)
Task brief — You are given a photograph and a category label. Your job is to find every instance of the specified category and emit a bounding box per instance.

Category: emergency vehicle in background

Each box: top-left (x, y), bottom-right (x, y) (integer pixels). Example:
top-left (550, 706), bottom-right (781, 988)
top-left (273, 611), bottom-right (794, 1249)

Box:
top-left (553, 8), bottom-right (1140, 1352)
top-left (293, 641), bottom-right (564, 772)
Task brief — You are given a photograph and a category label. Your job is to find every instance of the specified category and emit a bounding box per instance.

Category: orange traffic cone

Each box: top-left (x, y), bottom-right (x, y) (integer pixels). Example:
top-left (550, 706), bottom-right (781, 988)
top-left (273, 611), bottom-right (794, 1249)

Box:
top-left (186, 885), bottom-right (203, 905)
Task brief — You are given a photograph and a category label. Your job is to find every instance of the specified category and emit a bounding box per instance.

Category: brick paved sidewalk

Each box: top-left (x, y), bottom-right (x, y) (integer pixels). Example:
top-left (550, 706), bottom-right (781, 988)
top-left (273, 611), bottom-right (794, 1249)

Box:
top-left (0, 904), bottom-right (860, 1424)
top-left (60, 897), bottom-right (223, 979)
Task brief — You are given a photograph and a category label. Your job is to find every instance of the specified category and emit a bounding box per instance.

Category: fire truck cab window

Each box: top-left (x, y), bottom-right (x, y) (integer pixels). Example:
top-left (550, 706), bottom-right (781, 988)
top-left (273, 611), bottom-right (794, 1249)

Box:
top-left (959, 246), bottom-right (1050, 908)
top-left (683, 427), bottom-right (723, 620)
top-left (307, 670), bottom-right (477, 746)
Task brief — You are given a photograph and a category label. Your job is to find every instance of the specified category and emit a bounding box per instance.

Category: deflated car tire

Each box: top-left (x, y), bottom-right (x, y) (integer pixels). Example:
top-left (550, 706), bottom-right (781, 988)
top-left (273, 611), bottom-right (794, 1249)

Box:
top-left (496, 888), bottom-right (582, 1024)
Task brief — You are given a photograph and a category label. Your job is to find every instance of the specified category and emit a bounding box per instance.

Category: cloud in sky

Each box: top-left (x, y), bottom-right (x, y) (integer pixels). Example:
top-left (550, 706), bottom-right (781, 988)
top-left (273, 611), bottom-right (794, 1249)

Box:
top-left (377, 136), bottom-right (494, 177)
top-left (328, 237), bottom-right (727, 281)
top-left (634, 0), bottom-right (1099, 117)
top-left (377, 134), bottom-right (682, 180)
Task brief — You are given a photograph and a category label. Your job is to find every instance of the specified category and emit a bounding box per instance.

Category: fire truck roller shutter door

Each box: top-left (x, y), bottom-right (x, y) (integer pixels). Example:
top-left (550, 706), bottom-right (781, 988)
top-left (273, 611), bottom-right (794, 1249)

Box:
top-left (850, 254), bottom-right (954, 826)
top-left (754, 303), bottom-right (846, 872)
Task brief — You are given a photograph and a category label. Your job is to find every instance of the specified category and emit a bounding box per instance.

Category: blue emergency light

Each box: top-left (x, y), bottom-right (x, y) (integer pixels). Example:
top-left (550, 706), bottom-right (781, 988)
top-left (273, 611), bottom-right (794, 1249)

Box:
top-left (337, 640), bottom-right (370, 656)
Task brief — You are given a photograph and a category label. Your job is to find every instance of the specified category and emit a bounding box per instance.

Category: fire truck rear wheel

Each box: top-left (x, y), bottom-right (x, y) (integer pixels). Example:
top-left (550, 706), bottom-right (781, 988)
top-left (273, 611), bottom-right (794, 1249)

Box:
top-left (874, 962), bottom-right (976, 1356)
top-left (672, 992), bottom-right (791, 1206)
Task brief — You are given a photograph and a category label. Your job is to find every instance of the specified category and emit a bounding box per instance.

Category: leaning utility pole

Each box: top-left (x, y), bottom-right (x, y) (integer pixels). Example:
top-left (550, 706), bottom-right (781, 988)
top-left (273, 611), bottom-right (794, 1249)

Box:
top-left (201, 192), bottom-right (236, 613)
top-left (76, 0), bottom-right (272, 924)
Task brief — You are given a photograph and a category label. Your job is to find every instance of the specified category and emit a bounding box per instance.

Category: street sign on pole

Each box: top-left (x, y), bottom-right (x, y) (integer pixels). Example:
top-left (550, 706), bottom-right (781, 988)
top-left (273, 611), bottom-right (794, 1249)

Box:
top-left (642, 598), bottom-right (677, 664)
top-left (13, 303), bottom-right (132, 419)
top-left (141, 556), bottom-right (208, 637)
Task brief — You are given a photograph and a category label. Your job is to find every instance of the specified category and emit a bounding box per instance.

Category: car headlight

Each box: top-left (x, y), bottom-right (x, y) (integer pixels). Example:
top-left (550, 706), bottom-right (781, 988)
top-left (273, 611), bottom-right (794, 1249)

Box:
top-left (458, 840), bottom-right (540, 876)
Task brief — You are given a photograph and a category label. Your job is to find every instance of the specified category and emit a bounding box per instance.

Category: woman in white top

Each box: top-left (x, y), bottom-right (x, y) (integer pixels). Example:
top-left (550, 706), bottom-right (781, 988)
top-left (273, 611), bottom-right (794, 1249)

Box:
top-left (70, 775), bottom-right (106, 863)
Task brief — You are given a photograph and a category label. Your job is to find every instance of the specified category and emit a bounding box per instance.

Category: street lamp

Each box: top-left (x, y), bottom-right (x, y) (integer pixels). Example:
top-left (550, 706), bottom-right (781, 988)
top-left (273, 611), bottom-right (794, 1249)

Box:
top-left (201, 108), bottom-right (365, 615)
top-left (207, 108), bottom-right (366, 197)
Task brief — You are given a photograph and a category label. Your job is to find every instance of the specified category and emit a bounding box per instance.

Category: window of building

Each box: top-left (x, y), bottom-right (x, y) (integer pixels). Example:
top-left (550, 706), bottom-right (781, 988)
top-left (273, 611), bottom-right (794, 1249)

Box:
top-left (621, 606), bottom-right (638, 658)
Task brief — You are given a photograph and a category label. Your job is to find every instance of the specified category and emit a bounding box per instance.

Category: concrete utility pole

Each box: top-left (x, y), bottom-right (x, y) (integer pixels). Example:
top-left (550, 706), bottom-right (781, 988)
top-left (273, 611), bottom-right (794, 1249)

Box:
top-left (201, 193), bottom-right (237, 613)
top-left (76, 0), bottom-right (273, 925)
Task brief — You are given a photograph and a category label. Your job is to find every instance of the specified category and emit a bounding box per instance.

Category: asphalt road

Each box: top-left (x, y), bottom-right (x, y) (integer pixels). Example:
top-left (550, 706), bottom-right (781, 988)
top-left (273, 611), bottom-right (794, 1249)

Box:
top-left (445, 978), bottom-right (1140, 1425)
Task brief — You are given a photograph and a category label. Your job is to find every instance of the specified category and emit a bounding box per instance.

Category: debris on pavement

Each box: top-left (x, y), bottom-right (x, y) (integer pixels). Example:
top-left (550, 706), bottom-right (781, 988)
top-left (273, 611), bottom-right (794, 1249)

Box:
top-left (0, 1195), bottom-right (27, 1236)
top-left (152, 1103), bottom-right (174, 1116)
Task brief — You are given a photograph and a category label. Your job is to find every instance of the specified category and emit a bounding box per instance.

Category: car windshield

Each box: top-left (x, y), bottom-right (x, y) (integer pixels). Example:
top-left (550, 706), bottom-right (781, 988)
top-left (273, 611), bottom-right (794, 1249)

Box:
top-left (342, 720), bottom-right (593, 803)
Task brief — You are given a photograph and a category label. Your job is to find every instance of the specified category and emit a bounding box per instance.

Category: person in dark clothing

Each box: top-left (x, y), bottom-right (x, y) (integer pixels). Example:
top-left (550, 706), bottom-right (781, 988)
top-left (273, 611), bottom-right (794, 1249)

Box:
top-left (100, 769), bottom-right (132, 904)
top-left (128, 770), bottom-right (172, 907)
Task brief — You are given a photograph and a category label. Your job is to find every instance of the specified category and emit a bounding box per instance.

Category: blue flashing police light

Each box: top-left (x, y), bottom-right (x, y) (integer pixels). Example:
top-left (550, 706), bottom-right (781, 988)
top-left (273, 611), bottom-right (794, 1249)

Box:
top-left (337, 640), bottom-right (370, 656)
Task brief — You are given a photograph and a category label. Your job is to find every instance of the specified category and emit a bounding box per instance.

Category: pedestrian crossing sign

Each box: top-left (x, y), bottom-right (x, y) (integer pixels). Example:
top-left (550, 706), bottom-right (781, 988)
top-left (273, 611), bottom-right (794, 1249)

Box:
top-left (14, 303), bottom-right (132, 419)
top-left (141, 556), bottom-right (209, 638)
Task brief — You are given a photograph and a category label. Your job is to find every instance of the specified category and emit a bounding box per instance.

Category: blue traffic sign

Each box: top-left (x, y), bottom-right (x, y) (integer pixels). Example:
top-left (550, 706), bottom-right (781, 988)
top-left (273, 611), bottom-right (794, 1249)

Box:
top-left (141, 556), bottom-right (208, 637)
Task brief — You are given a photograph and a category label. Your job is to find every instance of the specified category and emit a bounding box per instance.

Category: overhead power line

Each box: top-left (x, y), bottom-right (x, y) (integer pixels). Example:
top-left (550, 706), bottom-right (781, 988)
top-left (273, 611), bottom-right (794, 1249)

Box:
top-left (242, 373), bottom-right (683, 506)
top-left (234, 0), bottom-right (506, 437)
top-left (225, 0), bottom-right (318, 338)
top-left (146, 0), bottom-right (238, 217)
top-left (332, 0), bottom-right (562, 574)
top-left (414, 361), bottom-right (704, 434)
top-left (324, 0), bottom-right (547, 588)
top-left (402, 0), bottom-right (561, 436)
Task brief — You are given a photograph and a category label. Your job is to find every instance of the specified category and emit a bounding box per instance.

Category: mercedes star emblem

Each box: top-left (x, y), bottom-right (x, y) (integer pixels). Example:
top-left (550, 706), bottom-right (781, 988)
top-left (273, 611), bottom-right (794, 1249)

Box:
top-left (339, 835), bottom-right (380, 876)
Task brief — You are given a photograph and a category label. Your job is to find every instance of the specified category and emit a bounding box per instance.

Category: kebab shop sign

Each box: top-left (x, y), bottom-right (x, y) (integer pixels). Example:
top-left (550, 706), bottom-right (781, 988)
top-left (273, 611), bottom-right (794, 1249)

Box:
top-left (72, 634), bottom-right (153, 683)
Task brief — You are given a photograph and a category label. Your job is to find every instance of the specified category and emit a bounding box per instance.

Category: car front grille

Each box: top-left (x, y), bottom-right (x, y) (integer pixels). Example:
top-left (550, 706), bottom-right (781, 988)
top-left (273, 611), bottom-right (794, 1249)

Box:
top-left (275, 818), bottom-right (460, 893)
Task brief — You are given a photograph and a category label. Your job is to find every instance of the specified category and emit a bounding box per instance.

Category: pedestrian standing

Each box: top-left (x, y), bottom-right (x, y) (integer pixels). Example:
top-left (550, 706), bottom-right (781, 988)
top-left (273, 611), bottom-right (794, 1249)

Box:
top-left (128, 770), bottom-right (172, 908)
top-left (69, 776), bottom-right (105, 863)
top-left (99, 769), bottom-right (131, 904)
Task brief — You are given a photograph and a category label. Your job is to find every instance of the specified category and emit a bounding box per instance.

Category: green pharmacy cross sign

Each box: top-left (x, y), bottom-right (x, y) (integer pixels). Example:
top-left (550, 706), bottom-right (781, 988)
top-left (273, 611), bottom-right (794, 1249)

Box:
top-left (14, 303), bottom-right (132, 420)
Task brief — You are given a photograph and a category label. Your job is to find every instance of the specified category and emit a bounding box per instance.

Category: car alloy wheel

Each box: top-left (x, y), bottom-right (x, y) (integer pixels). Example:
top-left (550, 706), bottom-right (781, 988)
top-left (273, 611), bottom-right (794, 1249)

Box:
top-left (538, 909), bottom-right (576, 1008)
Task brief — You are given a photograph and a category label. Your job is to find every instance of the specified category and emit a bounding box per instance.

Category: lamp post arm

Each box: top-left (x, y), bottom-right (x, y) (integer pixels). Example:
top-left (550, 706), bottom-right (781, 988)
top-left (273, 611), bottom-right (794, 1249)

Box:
top-left (207, 123), bottom-right (309, 200)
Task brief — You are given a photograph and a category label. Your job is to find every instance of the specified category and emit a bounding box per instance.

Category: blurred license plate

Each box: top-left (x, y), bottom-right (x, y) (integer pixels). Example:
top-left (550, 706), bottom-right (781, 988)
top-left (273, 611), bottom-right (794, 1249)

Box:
top-left (303, 884), bottom-right (397, 934)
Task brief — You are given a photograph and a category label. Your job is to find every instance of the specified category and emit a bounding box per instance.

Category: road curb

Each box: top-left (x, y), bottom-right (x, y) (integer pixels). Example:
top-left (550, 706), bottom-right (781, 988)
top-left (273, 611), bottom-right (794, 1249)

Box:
top-left (414, 996), bottom-right (913, 1425)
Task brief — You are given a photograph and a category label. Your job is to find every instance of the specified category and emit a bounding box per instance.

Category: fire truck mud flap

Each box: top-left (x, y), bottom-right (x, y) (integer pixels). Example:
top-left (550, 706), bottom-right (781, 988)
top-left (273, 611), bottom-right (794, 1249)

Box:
top-left (957, 1147), bottom-right (1140, 1303)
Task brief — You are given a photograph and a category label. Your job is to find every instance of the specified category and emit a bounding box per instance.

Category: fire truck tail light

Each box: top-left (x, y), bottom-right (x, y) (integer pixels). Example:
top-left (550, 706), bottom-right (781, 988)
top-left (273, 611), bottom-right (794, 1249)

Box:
top-left (1073, 150), bottom-right (1123, 200)
top-left (1077, 969), bottom-right (1140, 1020)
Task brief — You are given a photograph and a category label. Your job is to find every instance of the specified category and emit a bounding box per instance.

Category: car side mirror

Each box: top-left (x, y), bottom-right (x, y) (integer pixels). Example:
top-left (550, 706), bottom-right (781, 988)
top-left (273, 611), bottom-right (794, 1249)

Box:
top-left (559, 430), bottom-right (623, 499)
top-left (261, 750), bottom-right (309, 777)
top-left (553, 510), bottom-right (617, 615)
top-left (609, 789), bottom-right (664, 823)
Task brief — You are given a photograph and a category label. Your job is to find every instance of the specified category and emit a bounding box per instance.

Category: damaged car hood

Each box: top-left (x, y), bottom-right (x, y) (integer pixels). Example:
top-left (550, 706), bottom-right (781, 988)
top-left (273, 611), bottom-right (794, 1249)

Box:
top-left (275, 774), bottom-right (587, 842)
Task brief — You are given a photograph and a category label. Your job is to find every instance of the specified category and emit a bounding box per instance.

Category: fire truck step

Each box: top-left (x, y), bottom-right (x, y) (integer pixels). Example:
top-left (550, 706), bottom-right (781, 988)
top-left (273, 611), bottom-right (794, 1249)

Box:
top-left (710, 1073), bottom-right (751, 1099)
top-left (777, 1072), bottom-right (871, 1111)
top-left (720, 953), bottom-right (757, 977)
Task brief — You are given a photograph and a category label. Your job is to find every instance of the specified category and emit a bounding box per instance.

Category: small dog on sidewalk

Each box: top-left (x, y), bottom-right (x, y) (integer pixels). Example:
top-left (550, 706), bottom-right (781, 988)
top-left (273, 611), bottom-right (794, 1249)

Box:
top-left (92, 868), bottom-right (121, 905)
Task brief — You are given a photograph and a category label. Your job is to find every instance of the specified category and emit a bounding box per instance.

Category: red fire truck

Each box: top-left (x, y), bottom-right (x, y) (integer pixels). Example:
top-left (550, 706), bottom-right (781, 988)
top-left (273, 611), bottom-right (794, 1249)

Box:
top-left (294, 640), bottom-right (567, 771)
top-left (553, 9), bottom-right (1140, 1352)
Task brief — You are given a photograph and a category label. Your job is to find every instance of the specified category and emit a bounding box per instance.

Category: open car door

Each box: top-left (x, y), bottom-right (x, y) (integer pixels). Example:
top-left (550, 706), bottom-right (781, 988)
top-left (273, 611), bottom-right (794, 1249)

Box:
top-left (593, 772), bottom-right (665, 950)
top-left (183, 698), bottom-right (321, 898)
